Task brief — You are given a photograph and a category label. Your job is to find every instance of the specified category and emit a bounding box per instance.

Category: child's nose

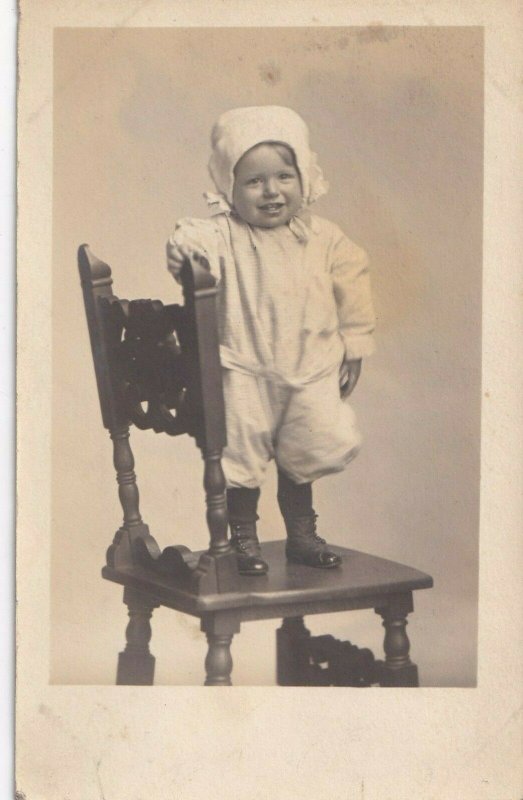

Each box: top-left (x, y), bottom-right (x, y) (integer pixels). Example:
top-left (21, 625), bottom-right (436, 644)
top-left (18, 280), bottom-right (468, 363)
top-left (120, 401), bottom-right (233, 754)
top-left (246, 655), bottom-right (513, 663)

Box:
top-left (263, 179), bottom-right (279, 197)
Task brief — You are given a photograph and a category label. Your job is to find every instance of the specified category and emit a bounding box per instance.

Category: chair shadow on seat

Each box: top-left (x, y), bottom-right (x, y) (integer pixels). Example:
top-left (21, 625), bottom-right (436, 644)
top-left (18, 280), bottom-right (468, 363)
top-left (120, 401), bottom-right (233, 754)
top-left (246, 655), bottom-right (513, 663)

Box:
top-left (78, 244), bottom-right (433, 687)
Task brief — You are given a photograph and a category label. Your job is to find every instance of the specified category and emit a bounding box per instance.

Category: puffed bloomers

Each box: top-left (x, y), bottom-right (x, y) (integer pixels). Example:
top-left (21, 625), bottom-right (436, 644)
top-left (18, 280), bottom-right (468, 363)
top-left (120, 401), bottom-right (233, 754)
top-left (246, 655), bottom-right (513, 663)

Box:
top-left (222, 365), bottom-right (362, 489)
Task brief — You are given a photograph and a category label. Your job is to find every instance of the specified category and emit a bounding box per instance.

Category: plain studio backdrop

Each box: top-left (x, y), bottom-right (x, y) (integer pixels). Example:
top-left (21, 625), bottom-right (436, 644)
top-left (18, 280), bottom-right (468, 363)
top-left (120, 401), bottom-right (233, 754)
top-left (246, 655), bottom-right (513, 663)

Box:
top-left (51, 26), bottom-right (482, 686)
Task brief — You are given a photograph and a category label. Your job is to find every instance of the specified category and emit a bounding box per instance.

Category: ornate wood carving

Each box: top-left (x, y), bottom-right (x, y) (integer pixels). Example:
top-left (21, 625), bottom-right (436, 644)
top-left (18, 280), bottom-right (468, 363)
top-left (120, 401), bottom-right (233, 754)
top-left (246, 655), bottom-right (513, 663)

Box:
top-left (78, 244), bottom-right (221, 444)
top-left (306, 635), bottom-right (377, 686)
top-left (276, 616), bottom-right (381, 687)
top-left (78, 244), bottom-right (235, 591)
top-left (107, 298), bottom-right (189, 435)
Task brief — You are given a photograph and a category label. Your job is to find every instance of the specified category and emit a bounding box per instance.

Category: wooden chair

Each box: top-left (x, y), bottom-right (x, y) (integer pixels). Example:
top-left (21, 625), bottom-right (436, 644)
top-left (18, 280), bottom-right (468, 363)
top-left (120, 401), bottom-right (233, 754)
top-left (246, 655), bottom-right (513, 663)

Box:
top-left (78, 244), bottom-right (433, 687)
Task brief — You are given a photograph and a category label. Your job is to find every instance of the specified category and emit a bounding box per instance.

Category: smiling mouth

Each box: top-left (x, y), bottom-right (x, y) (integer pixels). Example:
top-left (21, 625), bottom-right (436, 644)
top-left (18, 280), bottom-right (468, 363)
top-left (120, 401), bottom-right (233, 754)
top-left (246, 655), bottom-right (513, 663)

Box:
top-left (259, 203), bottom-right (284, 212)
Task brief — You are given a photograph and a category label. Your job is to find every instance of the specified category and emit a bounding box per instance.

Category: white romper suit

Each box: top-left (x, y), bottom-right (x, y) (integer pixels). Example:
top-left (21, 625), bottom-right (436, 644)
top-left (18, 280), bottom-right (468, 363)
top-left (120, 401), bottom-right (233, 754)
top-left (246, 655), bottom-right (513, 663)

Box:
top-left (169, 207), bottom-right (375, 488)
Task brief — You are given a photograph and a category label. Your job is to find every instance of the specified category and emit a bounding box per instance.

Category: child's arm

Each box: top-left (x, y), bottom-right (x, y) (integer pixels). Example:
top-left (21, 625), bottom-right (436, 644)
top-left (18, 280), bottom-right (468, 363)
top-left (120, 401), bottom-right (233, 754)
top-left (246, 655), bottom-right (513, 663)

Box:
top-left (166, 240), bottom-right (195, 283)
top-left (331, 229), bottom-right (376, 362)
top-left (166, 218), bottom-right (224, 285)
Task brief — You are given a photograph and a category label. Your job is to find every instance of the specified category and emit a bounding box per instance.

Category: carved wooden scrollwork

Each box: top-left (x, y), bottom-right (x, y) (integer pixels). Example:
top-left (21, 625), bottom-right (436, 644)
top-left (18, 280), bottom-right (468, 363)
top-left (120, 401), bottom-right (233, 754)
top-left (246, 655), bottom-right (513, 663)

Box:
top-left (79, 244), bottom-right (235, 589)
top-left (101, 296), bottom-right (193, 437)
top-left (276, 617), bottom-right (394, 687)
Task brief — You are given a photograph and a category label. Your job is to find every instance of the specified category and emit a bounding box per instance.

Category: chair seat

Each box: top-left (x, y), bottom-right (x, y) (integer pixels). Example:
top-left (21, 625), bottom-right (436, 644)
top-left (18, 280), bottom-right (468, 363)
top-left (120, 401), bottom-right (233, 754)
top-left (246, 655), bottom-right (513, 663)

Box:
top-left (103, 540), bottom-right (433, 621)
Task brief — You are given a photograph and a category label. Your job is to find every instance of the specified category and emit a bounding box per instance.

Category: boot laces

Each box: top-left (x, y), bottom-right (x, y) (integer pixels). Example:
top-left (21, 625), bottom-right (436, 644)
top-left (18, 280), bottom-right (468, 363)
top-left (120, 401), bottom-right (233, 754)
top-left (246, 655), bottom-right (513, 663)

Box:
top-left (310, 514), bottom-right (326, 546)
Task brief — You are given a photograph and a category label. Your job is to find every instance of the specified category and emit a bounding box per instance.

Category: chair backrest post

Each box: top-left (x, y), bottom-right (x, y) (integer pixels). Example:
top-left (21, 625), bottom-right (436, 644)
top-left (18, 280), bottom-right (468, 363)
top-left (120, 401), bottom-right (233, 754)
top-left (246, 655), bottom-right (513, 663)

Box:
top-left (78, 244), bottom-right (151, 565)
top-left (179, 256), bottom-right (230, 557)
top-left (203, 451), bottom-right (229, 556)
top-left (110, 426), bottom-right (143, 529)
top-left (79, 244), bottom-right (235, 586)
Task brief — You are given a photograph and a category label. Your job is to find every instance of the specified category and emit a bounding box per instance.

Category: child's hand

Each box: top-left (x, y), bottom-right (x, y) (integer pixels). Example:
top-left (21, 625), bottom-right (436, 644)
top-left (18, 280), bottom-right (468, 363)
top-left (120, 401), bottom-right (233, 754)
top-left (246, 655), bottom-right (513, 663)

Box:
top-left (166, 241), bottom-right (207, 283)
top-left (339, 358), bottom-right (362, 399)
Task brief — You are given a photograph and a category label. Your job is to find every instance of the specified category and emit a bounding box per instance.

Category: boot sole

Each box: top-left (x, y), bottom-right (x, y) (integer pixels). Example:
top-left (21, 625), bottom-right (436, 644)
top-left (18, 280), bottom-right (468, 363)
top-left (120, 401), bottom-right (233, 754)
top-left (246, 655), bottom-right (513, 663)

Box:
top-left (238, 568), bottom-right (269, 576)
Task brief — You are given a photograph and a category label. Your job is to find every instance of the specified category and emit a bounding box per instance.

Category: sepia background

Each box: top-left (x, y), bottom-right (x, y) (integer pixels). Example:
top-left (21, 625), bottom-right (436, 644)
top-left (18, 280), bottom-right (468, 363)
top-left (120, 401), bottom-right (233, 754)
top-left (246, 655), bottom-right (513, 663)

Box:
top-left (51, 26), bottom-right (483, 686)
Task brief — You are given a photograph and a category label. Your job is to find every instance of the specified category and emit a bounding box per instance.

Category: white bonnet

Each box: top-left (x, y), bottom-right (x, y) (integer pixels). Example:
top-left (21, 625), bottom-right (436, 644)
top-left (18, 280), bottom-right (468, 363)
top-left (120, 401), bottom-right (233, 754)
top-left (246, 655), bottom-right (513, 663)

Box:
top-left (207, 105), bottom-right (329, 207)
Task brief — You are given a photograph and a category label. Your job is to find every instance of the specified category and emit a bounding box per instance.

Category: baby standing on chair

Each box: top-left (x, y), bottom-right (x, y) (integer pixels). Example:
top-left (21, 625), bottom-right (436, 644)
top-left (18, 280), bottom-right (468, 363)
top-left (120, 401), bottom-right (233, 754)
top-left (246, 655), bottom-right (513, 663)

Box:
top-left (167, 106), bottom-right (375, 575)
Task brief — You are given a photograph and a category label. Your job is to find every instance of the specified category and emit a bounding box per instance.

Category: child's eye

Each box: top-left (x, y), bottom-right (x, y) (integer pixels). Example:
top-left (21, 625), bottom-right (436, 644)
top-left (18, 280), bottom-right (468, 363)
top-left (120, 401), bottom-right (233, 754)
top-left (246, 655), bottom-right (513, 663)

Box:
top-left (247, 177), bottom-right (262, 185)
top-left (279, 173), bottom-right (295, 180)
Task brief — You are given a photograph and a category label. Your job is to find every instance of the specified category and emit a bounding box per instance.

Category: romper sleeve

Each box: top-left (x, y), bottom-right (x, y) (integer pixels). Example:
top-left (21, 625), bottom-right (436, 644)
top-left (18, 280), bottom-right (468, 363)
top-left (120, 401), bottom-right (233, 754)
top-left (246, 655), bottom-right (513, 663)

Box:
top-left (330, 227), bottom-right (376, 360)
top-left (167, 217), bottom-right (224, 285)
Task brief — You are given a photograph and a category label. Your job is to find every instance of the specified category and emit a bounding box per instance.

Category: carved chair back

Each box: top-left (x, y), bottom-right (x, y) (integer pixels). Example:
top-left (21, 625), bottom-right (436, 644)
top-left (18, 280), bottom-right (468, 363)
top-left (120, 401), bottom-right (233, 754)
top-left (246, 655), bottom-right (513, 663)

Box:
top-left (78, 245), bottom-right (236, 594)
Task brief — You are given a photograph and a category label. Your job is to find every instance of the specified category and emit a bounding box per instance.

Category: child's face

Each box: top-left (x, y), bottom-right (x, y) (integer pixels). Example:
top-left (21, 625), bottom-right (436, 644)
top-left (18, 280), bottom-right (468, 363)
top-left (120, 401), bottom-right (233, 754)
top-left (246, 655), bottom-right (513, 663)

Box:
top-left (232, 143), bottom-right (303, 228)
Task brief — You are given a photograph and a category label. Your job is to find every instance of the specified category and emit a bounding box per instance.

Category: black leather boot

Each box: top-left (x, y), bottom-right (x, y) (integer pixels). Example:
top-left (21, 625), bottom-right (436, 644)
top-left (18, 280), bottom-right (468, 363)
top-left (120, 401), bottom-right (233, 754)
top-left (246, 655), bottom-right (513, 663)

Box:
top-left (230, 521), bottom-right (269, 576)
top-left (284, 514), bottom-right (342, 569)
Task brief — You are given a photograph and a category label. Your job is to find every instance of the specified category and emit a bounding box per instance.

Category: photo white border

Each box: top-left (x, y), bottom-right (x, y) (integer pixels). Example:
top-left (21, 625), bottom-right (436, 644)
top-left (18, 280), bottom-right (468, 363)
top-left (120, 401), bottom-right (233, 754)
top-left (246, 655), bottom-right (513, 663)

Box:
top-left (2, 1), bottom-right (16, 798)
top-left (16, 2), bottom-right (522, 798)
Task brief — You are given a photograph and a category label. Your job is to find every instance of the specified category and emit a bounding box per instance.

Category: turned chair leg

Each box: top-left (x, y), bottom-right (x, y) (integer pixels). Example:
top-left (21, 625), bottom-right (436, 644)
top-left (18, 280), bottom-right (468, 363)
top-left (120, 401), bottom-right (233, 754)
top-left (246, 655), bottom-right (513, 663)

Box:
top-left (116, 587), bottom-right (159, 686)
top-left (201, 612), bottom-right (240, 686)
top-left (375, 595), bottom-right (419, 687)
top-left (204, 633), bottom-right (235, 686)
top-left (276, 617), bottom-right (312, 686)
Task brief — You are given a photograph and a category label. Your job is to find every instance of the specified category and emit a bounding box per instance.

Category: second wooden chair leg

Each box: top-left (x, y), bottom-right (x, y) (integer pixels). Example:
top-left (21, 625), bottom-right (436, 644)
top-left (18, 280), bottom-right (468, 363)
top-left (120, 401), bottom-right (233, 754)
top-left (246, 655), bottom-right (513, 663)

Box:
top-left (204, 633), bottom-right (235, 686)
top-left (116, 587), bottom-right (159, 686)
top-left (201, 612), bottom-right (240, 686)
top-left (276, 616), bottom-right (312, 685)
top-left (375, 594), bottom-right (419, 687)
